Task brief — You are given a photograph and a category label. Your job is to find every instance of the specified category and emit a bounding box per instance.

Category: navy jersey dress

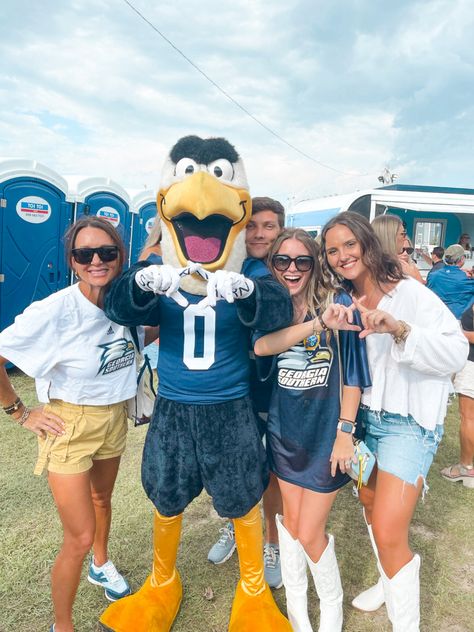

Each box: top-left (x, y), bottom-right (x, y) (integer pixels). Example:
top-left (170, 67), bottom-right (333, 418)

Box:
top-left (261, 292), bottom-right (371, 493)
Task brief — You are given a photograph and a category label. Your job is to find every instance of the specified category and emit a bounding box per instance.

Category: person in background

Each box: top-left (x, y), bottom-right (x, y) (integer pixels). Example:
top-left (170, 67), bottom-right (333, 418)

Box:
top-left (398, 236), bottom-right (424, 284)
top-left (207, 196), bottom-right (285, 589)
top-left (371, 214), bottom-right (423, 283)
top-left (422, 246), bottom-right (445, 280)
top-left (458, 233), bottom-right (472, 252)
top-left (426, 244), bottom-right (474, 318)
top-left (441, 303), bottom-right (474, 488)
top-left (139, 216), bottom-right (162, 263)
top-left (321, 212), bottom-right (468, 632)
top-left (0, 217), bottom-right (146, 632)
top-left (254, 228), bottom-right (370, 632)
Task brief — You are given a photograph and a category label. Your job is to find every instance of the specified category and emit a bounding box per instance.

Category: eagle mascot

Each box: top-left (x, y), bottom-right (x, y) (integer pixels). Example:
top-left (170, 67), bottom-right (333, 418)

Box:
top-left (100, 135), bottom-right (293, 631)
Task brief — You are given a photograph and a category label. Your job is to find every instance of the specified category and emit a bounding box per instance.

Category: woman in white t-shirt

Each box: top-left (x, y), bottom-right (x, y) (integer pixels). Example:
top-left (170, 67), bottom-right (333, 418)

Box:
top-left (320, 212), bottom-right (468, 632)
top-left (0, 217), bottom-right (146, 632)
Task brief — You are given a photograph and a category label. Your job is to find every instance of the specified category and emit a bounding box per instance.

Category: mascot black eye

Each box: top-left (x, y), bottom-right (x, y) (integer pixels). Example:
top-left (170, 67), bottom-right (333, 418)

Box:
top-left (207, 159), bottom-right (234, 182)
top-left (175, 158), bottom-right (199, 178)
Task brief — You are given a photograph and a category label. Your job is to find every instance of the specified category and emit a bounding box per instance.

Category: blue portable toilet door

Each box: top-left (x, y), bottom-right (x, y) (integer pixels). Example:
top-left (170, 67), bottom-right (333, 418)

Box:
top-left (78, 193), bottom-right (131, 256)
top-left (0, 178), bottom-right (71, 332)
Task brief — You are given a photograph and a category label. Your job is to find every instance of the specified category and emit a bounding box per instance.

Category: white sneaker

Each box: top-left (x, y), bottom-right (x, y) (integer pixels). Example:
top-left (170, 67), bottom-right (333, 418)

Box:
top-left (87, 558), bottom-right (131, 601)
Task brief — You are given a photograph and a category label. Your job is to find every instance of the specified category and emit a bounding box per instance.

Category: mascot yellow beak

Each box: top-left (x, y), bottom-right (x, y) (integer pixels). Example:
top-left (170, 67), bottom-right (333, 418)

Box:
top-left (157, 135), bottom-right (252, 272)
top-left (158, 172), bottom-right (251, 272)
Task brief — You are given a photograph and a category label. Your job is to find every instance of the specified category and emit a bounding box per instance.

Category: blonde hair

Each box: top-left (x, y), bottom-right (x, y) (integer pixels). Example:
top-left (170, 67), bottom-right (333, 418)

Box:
top-left (267, 228), bottom-right (329, 319)
top-left (371, 214), bottom-right (402, 257)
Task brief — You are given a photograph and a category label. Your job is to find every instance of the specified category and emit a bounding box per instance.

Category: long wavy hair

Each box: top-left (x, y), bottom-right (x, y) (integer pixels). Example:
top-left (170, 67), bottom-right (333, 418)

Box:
top-left (320, 212), bottom-right (404, 293)
top-left (267, 228), bottom-right (329, 319)
top-left (371, 213), bottom-right (403, 257)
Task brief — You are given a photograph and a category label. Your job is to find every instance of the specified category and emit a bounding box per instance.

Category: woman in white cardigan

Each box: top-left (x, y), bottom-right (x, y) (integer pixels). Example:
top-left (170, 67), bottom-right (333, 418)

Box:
top-left (320, 212), bottom-right (468, 632)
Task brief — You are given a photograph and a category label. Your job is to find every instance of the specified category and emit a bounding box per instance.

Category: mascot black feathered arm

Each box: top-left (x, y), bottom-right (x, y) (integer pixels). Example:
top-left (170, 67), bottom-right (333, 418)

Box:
top-left (101, 136), bottom-right (292, 632)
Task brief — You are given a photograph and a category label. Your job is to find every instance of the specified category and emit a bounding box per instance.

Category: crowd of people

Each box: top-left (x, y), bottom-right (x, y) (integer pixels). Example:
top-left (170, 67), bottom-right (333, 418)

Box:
top-left (0, 199), bottom-right (472, 632)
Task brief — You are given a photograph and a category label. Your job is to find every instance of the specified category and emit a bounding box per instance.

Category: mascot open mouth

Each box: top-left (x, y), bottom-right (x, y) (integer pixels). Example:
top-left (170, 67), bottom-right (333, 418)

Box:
top-left (172, 213), bottom-right (233, 263)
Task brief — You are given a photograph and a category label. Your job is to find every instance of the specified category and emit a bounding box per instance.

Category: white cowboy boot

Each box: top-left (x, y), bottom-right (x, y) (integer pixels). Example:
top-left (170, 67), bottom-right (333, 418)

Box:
top-left (351, 510), bottom-right (385, 611)
top-left (378, 554), bottom-right (421, 632)
top-left (304, 534), bottom-right (343, 632)
top-left (275, 514), bottom-right (313, 632)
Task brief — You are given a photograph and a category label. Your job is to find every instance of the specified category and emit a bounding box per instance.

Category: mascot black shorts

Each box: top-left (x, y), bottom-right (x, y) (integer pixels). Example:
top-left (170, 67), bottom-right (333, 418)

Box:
top-left (142, 395), bottom-right (270, 518)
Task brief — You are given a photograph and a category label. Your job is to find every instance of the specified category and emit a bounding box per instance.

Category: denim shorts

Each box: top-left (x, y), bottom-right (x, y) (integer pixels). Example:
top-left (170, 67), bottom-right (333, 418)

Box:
top-left (357, 407), bottom-right (444, 487)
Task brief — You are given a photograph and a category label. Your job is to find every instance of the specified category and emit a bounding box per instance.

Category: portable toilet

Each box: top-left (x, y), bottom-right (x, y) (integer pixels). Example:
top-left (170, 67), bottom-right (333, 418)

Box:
top-left (0, 158), bottom-right (73, 334)
top-left (129, 189), bottom-right (158, 264)
top-left (65, 176), bottom-right (132, 261)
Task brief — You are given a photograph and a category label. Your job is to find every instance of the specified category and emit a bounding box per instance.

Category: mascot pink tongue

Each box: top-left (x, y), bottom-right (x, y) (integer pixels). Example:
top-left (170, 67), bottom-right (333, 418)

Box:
top-left (99, 135), bottom-right (293, 632)
top-left (184, 235), bottom-right (221, 262)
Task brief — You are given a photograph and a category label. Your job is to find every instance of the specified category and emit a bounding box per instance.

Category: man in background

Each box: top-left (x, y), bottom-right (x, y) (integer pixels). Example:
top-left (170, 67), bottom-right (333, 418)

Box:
top-left (427, 244), bottom-right (474, 318)
top-left (425, 246), bottom-right (445, 281)
top-left (207, 197), bottom-right (285, 589)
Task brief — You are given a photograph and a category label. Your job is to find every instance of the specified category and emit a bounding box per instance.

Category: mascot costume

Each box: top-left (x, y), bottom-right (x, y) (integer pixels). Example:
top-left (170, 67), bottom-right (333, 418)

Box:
top-left (100, 135), bottom-right (293, 631)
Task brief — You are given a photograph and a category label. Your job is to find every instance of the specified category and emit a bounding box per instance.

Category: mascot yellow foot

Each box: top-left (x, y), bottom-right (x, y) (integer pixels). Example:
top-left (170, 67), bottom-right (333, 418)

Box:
top-left (99, 571), bottom-right (182, 632)
top-left (229, 581), bottom-right (292, 632)
top-left (230, 505), bottom-right (292, 632)
top-left (100, 510), bottom-right (183, 632)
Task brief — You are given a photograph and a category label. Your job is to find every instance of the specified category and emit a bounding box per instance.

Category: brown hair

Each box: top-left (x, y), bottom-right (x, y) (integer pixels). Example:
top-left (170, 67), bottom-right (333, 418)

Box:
top-left (251, 196), bottom-right (285, 228)
top-left (267, 227), bottom-right (328, 318)
top-left (64, 216), bottom-right (127, 271)
top-left (320, 212), bottom-right (404, 292)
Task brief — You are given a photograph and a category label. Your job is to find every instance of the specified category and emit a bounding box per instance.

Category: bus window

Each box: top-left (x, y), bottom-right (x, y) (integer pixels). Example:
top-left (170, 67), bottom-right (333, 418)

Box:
top-left (414, 220), bottom-right (445, 251)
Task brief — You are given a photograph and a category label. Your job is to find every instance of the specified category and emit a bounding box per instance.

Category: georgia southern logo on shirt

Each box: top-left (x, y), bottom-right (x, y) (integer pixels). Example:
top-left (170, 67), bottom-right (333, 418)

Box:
top-left (277, 333), bottom-right (333, 390)
top-left (97, 338), bottom-right (135, 375)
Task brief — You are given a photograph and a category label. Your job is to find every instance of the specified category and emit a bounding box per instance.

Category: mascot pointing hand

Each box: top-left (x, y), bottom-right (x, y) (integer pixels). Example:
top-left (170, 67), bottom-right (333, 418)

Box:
top-left (100, 136), bottom-right (293, 631)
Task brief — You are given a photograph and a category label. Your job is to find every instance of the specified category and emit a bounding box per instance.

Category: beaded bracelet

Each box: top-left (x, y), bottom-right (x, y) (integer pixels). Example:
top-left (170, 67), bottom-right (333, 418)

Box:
top-left (318, 313), bottom-right (329, 331)
top-left (3, 397), bottom-right (22, 415)
top-left (15, 406), bottom-right (31, 426)
top-left (312, 313), bottom-right (329, 336)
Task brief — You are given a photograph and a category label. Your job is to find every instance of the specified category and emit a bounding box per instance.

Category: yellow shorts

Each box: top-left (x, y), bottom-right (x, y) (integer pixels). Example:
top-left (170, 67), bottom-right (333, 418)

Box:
top-left (35, 399), bottom-right (128, 475)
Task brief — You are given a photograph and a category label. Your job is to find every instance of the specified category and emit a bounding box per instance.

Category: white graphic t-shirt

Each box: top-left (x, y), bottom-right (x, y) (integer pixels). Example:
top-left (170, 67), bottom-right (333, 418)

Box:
top-left (0, 284), bottom-right (139, 405)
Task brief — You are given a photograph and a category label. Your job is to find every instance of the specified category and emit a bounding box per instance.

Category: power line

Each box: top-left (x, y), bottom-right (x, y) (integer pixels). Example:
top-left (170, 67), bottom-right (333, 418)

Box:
top-left (122, 0), bottom-right (372, 178)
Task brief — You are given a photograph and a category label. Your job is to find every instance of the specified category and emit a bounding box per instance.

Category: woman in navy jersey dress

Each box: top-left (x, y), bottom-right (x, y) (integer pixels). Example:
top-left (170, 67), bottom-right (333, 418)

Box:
top-left (254, 228), bottom-right (370, 632)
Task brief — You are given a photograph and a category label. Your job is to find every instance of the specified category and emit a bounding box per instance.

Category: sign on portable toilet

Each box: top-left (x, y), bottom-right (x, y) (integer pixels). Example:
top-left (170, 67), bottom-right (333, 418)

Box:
top-left (128, 189), bottom-right (159, 264)
top-left (65, 176), bottom-right (132, 263)
top-left (0, 158), bottom-right (73, 333)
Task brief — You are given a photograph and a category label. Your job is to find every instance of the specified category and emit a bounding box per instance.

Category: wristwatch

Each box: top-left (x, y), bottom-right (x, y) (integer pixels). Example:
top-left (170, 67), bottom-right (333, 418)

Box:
top-left (337, 420), bottom-right (356, 434)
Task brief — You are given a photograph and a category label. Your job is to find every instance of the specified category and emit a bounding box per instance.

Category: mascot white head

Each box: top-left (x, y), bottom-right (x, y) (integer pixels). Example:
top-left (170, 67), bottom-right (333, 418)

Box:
top-left (157, 135), bottom-right (252, 294)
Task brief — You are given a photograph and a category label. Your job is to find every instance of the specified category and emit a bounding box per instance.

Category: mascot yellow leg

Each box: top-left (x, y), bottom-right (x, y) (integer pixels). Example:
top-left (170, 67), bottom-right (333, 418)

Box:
top-left (229, 505), bottom-right (292, 632)
top-left (100, 510), bottom-right (183, 632)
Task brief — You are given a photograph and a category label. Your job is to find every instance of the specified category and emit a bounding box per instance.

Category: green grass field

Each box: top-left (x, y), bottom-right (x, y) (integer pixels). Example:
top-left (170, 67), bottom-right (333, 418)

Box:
top-left (0, 370), bottom-right (472, 632)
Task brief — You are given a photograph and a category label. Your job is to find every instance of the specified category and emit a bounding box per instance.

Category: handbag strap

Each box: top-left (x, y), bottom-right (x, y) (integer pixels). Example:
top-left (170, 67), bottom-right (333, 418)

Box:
top-left (130, 325), bottom-right (140, 350)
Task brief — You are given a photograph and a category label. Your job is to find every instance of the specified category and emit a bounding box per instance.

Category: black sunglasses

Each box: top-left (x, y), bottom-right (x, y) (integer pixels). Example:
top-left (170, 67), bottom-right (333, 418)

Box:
top-left (401, 247), bottom-right (414, 255)
top-left (72, 245), bottom-right (119, 264)
top-left (272, 254), bottom-right (314, 272)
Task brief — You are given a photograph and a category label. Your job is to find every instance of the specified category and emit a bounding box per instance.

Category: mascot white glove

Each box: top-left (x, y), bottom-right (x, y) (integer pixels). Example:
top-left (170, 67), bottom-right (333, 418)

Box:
top-left (135, 263), bottom-right (202, 307)
top-left (197, 269), bottom-right (254, 307)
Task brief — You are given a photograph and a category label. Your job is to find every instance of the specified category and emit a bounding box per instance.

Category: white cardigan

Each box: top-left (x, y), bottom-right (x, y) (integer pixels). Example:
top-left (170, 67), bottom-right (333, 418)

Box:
top-left (361, 278), bottom-right (469, 430)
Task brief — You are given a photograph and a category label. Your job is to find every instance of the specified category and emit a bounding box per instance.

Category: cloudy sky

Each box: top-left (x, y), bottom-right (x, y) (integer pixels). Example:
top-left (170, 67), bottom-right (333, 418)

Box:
top-left (1, 0), bottom-right (473, 207)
